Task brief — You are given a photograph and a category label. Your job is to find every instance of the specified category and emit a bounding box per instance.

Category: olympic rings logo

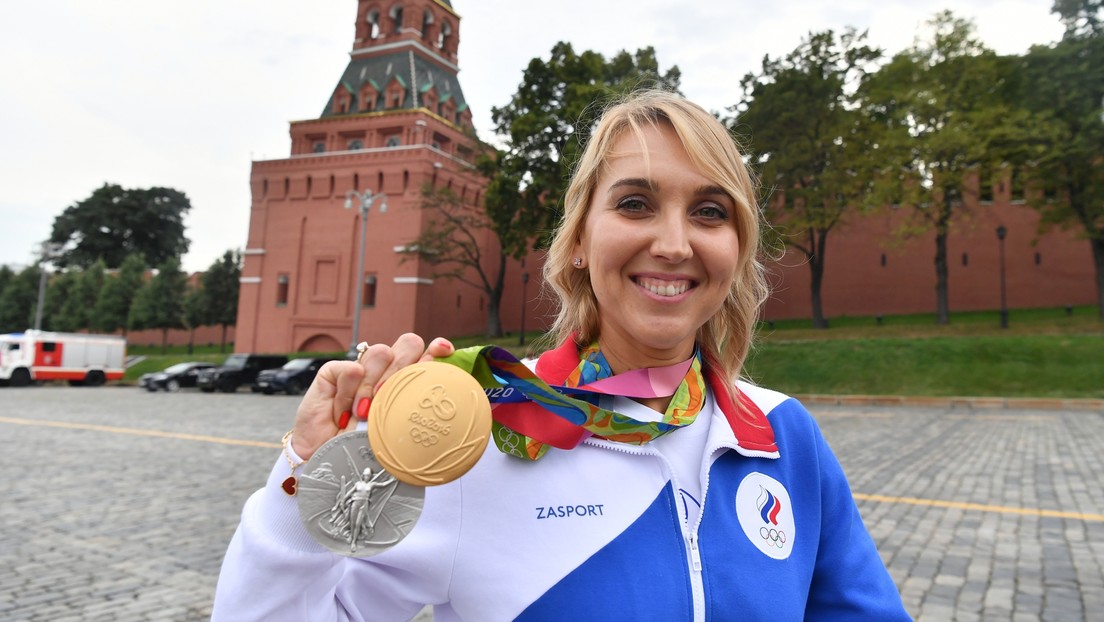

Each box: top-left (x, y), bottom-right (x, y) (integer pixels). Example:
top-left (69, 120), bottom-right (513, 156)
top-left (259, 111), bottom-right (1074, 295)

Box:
top-left (760, 526), bottom-right (787, 549)
top-left (410, 428), bottom-right (439, 447)
top-left (419, 385), bottom-right (457, 420)
top-left (496, 426), bottom-right (524, 457)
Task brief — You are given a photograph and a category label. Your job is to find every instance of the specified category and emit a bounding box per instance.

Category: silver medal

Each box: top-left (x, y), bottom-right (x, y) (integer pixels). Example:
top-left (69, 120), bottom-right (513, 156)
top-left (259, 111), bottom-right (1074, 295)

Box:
top-left (297, 432), bottom-right (424, 557)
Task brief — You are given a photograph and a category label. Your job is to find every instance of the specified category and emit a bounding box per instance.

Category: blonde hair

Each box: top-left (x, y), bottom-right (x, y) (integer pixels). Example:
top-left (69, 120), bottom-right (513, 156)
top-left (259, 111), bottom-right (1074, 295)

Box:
top-left (542, 90), bottom-right (769, 385)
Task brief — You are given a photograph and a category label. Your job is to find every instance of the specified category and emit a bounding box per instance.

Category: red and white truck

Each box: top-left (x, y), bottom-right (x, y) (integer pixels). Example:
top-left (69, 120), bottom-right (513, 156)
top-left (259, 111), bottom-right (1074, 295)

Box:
top-left (0, 330), bottom-right (126, 387)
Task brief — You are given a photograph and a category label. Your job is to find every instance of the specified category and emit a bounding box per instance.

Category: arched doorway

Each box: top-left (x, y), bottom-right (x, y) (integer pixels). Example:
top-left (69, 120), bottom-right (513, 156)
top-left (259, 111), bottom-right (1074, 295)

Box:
top-left (297, 333), bottom-right (344, 354)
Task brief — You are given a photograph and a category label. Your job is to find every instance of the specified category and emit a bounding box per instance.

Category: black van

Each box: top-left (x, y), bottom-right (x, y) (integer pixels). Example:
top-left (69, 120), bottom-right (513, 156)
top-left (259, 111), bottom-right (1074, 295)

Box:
top-left (196, 354), bottom-right (289, 393)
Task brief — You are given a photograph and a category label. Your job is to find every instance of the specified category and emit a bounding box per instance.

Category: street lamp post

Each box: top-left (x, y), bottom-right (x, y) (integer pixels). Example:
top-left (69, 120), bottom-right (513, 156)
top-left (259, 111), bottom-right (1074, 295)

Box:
top-left (33, 242), bottom-right (62, 331)
top-left (518, 272), bottom-right (529, 346)
top-left (345, 189), bottom-right (387, 351)
top-left (996, 225), bottom-right (1008, 329)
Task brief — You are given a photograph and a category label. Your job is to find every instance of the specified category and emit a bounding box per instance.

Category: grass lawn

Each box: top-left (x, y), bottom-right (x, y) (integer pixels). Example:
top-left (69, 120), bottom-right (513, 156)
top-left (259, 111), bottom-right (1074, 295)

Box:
top-left (746, 334), bottom-right (1104, 399)
top-left (123, 306), bottom-right (1103, 398)
top-left (747, 305), bottom-right (1104, 398)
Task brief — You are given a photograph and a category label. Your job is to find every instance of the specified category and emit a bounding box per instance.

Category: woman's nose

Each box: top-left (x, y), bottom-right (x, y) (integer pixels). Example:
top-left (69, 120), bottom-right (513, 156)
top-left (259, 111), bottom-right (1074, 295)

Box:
top-left (649, 213), bottom-right (692, 262)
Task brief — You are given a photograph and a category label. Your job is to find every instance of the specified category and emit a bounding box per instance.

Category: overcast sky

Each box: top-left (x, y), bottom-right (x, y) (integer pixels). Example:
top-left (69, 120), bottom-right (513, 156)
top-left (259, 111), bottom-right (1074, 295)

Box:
top-left (0, 1), bottom-right (1064, 273)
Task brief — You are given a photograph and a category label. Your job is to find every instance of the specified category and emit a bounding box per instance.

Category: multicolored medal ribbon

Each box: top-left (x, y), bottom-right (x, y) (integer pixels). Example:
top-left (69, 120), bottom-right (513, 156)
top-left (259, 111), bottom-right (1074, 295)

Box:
top-left (437, 343), bottom-right (706, 461)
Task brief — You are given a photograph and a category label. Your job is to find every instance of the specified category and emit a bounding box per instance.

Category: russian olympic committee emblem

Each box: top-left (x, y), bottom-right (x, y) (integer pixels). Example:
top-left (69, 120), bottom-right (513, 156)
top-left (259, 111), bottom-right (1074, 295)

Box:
top-left (734, 472), bottom-right (795, 560)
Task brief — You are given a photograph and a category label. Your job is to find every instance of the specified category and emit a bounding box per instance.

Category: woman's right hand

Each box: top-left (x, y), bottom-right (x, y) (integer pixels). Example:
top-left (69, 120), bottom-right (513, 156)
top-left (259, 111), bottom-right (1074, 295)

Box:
top-left (289, 333), bottom-right (455, 460)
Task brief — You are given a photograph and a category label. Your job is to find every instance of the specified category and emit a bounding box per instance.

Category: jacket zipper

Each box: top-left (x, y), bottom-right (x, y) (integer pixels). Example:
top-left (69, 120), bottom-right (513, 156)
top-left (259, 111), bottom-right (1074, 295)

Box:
top-left (584, 437), bottom-right (734, 622)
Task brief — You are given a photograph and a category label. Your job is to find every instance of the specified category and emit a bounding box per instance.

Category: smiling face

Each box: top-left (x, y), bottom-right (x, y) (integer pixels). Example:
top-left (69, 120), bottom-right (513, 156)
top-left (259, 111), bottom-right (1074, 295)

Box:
top-left (573, 121), bottom-right (740, 370)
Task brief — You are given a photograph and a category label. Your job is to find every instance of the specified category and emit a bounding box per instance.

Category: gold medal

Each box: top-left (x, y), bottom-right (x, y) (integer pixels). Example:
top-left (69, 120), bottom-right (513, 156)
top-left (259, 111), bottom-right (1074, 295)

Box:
top-left (368, 361), bottom-right (492, 486)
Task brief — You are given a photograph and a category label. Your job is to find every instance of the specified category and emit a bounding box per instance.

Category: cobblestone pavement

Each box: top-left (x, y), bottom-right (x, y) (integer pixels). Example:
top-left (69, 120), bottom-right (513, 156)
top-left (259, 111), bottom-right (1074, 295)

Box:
top-left (0, 387), bottom-right (1101, 621)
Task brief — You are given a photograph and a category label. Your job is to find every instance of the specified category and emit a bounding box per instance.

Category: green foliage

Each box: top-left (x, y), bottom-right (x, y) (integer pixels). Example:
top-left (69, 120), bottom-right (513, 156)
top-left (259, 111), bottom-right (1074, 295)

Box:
top-left (94, 253), bottom-right (147, 333)
top-left (859, 11), bottom-right (1056, 324)
top-left (1017, 32), bottom-right (1104, 317)
top-left (184, 284), bottom-right (206, 330)
top-left (0, 266), bottom-right (41, 332)
top-left (128, 258), bottom-right (188, 352)
top-left (734, 28), bottom-right (882, 328)
top-left (1052, 0), bottom-right (1103, 38)
top-left (49, 183), bottom-right (191, 270)
top-left (41, 270), bottom-right (77, 332)
top-left (0, 266), bottom-right (13, 297)
top-left (55, 260), bottom-right (106, 332)
top-left (490, 42), bottom-right (681, 242)
top-left (199, 250), bottom-right (242, 328)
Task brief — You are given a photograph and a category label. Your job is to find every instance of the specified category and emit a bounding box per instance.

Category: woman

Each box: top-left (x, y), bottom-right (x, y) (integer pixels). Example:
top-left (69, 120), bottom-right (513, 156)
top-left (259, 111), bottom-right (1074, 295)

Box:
top-left (213, 91), bottom-right (911, 621)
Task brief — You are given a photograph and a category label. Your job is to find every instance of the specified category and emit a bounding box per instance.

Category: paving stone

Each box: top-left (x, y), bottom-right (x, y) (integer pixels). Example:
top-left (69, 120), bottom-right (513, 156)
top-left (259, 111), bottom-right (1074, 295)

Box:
top-left (1, 388), bottom-right (1102, 620)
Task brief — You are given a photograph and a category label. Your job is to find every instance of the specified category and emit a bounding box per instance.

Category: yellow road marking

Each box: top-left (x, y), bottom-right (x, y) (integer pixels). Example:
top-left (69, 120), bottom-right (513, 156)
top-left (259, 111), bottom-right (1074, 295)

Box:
top-left (813, 412), bottom-right (895, 418)
top-left (5, 415), bottom-right (1102, 522)
top-left (854, 492), bottom-right (1104, 523)
top-left (0, 415), bottom-right (281, 449)
top-left (945, 414), bottom-right (1055, 423)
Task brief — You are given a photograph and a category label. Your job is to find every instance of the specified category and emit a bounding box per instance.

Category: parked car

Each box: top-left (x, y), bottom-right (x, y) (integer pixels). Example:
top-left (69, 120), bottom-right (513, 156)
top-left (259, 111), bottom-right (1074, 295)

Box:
top-left (143, 362), bottom-right (216, 392)
top-left (196, 354), bottom-right (288, 393)
top-left (255, 357), bottom-right (338, 395)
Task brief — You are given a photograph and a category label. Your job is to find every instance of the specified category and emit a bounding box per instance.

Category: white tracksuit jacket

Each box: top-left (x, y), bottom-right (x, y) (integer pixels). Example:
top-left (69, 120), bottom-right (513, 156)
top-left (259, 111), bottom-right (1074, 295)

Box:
top-left (213, 348), bottom-right (911, 621)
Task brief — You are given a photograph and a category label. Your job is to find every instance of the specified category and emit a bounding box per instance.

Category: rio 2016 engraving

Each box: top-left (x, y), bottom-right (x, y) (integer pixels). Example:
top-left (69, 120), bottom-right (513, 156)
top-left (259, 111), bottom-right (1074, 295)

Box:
top-left (408, 410), bottom-right (451, 435)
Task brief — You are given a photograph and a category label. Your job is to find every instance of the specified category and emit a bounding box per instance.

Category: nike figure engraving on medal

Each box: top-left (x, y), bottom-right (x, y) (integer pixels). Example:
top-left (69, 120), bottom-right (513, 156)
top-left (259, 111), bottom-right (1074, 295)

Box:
top-left (297, 433), bottom-right (425, 557)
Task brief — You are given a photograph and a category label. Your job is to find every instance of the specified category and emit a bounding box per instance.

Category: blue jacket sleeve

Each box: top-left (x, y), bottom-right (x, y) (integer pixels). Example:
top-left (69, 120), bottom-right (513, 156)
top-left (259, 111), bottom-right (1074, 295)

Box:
top-left (804, 419), bottom-right (913, 621)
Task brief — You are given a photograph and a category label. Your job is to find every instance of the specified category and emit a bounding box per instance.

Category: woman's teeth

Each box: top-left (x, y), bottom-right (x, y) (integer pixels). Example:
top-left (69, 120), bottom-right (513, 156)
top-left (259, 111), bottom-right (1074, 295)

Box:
top-left (637, 278), bottom-right (690, 297)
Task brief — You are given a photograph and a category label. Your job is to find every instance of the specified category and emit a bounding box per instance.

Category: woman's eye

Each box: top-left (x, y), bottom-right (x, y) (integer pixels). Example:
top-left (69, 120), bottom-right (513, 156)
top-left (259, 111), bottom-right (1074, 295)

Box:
top-left (616, 197), bottom-right (648, 213)
top-left (696, 204), bottom-right (730, 221)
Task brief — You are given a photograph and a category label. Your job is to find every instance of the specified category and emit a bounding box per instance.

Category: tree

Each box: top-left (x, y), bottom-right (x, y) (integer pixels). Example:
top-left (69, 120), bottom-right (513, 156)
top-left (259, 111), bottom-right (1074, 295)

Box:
top-left (128, 258), bottom-right (188, 353)
top-left (183, 284), bottom-right (206, 355)
top-left (734, 28), bottom-right (881, 328)
top-left (94, 254), bottom-right (147, 335)
top-left (1017, 6), bottom-right (1104, 319)
top-left (1053, 0), bottom-right (1103, 37)
top-left (42, 270), bottom-right (78, 332)
top-left (198, 250), bottom-right (242, 352)
top-left (49, 184), bottom-right (191, 269)
top-left (53, 260), bottom-right (106, 332)
top-left (0, 266), bottom-right (14, 298)
top-left (862, 12), bottom-right (1035, 324)
top-left (404, 154), bottom-right (541, 337)
top-left (490, 42), bottom-right (681, 242)
top-left (0, 266), bottom-right (41, 333)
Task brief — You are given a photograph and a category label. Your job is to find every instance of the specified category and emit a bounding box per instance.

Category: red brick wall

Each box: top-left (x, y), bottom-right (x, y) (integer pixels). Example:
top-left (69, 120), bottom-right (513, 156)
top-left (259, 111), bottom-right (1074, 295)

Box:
top-left (762, 201), bottom-right (1096, 321)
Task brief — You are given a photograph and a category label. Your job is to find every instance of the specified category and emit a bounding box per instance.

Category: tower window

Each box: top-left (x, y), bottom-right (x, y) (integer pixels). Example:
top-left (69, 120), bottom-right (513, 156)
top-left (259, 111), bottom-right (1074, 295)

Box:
top-left (1035, 252), bottom-right (1042, 266)
top-left (421, 9), bottom-right (434, 41)
top-left (367, 10), bottom-right (381, 38)
top-left (312, 142), bottom-right (326, 153)
top-left (438, 21), bottom-right (452, 50)
top-left (276, 274), bottom-right (289, 307)
top-left (390, 5), bottom-right (403, 33)
top-left (386, 136), bottom-right (401, 148)
top-left (348, 139), bottom-right (364, 150)
top-left (362, 274), bottom-right (377, 308)
top-left (880, 253), bottom-right (887, 268)
top-left (961, 253), bottom-right (968, 267)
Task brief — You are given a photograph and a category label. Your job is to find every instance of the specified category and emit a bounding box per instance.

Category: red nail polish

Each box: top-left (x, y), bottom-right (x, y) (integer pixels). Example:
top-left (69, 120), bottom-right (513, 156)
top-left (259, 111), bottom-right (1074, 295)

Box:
top-left (356, 397), bottom-right (372, 419)
top-left (338, 410), bottom-right (352, 429)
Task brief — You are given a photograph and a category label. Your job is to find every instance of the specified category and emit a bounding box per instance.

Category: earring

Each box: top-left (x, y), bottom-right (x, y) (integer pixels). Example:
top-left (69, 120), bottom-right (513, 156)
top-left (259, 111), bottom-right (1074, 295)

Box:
top-left (573, 258), bottom-right (583, 268)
